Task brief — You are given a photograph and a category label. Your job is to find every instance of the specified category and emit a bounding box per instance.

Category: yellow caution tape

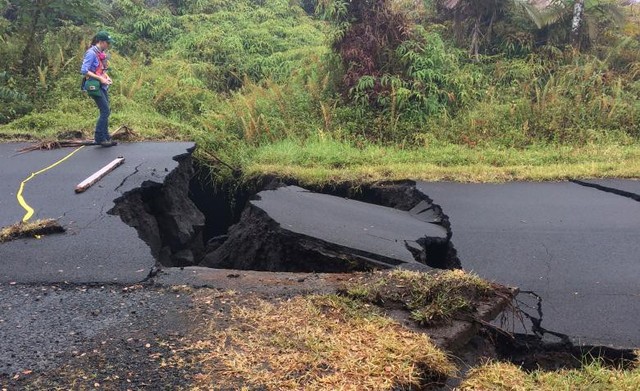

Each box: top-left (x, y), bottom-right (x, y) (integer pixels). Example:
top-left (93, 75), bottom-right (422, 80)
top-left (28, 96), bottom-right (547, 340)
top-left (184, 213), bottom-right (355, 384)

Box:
top-left (16, 146), bottom-right (85, 222)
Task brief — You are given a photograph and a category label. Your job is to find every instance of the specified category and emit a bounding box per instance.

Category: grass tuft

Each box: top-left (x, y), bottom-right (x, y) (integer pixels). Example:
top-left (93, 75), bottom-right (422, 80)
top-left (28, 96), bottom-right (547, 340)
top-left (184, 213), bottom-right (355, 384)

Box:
top-left (343, 269), bottom-right (496, 326)
top-left (461, 356), bottom-right (640, 391)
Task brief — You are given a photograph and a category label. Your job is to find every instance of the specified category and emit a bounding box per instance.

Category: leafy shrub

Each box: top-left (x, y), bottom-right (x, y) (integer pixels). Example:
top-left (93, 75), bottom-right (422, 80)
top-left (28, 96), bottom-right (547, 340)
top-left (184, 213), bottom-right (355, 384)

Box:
top-left (351, 27), bottom-right (484, 122)
top-left (0, 72), bottom-right (33, 124)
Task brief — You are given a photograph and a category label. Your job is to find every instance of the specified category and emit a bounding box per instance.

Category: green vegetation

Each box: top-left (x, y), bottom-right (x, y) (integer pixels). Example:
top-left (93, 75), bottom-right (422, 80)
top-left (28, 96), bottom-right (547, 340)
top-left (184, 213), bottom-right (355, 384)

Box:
top-left (244, 138), bottom-right (640, 183)
top-left (1, 0), bottom-right (639, 183)
top-left (461, 359), bottom-right (640, 391)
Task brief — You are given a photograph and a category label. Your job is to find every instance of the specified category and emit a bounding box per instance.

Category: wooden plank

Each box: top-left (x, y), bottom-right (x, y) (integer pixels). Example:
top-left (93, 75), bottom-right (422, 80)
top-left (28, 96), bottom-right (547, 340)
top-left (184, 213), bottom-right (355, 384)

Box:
top-left (75, 157), bottom-right (125, 193)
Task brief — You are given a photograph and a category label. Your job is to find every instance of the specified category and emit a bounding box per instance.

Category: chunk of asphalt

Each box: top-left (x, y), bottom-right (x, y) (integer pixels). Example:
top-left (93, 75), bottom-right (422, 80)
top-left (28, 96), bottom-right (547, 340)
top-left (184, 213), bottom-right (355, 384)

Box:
top-left (201, 186), bottom-right (450, 272)
top-left (408, 200), bottom-right (442, 223)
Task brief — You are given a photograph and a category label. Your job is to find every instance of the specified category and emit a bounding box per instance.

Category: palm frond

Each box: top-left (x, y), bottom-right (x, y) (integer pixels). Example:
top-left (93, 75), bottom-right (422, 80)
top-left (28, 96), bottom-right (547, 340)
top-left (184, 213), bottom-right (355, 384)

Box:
top-left (514, 0), bottom-right (569, 28)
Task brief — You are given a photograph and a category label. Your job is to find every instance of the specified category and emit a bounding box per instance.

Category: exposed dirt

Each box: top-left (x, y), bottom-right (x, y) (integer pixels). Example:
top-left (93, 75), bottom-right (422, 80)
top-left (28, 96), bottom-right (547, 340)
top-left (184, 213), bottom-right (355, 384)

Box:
top-left (109, 153), bottom-right (205, 267)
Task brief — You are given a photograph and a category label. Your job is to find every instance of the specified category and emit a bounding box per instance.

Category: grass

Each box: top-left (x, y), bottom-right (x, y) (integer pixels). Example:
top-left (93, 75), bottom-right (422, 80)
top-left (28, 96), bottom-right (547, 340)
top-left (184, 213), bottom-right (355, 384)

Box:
top-left (0, 219), bottom-right (64, 243)
top-left (185, 291), bottom-right (456, 390)
top-left (0, 94), bottom-right (194, 142)
top-left (242, 137), bottom-right (640, 184)
top-left (342, 269), bottom-right (497, 326)
top-left (461, 358), bottom-right (640, 391)
top-left (5, 124), bottom-right (640, 183)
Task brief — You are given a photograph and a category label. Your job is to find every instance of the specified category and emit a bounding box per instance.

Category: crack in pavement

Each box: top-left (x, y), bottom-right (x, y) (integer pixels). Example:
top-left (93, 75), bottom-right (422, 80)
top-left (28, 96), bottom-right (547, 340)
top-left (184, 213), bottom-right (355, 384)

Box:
top-left (81, 203), bottom-right (109, 230)
top-left (141, 266), bottom-right (161, 283)
top-left (514, 290), bottom-right (572, 344)
top-left (571, 179), bottom-right (640, 202)
top-left (541, 242), bottom-right (552, 294)
top-left (114, 163), bottom-right (143, 193)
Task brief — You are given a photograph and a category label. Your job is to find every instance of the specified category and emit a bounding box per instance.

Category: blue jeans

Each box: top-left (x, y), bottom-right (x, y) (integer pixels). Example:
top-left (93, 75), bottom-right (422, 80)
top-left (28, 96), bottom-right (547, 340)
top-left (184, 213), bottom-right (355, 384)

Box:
top-left (91, 88), bottom-right (110, 143)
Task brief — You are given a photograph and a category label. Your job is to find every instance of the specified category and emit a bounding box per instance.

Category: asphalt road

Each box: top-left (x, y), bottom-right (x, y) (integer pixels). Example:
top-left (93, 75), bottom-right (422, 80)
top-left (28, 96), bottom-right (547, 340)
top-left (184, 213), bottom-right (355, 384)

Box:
top-left (417, 181), bottom-right (640, 348)
top-left (0, 142), bottom-right (195, 284)
top-left (2, 141), bottom-right (638, 349)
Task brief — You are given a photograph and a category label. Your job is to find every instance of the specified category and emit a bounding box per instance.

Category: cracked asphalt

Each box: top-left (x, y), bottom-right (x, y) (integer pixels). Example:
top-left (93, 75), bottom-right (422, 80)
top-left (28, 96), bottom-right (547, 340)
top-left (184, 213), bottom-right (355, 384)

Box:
top-left (0, 142), bottom-right (199, 379)
top-left (417, 181), bottom-right (640, 348)
top-left (1, 142), bottom-right (638, 381)
top-left (0, 142), bottom-right (194, 284)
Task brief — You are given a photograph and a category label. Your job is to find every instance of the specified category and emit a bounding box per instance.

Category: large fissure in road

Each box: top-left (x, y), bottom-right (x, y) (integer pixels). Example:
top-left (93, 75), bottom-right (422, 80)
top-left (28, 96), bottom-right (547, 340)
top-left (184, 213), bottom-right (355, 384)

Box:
top-left (108, 156), bottom-right (637, 370)
top-left (108, 153), bottom-right (206, 267)
top-left (110, 157), bottom-right (460, 272)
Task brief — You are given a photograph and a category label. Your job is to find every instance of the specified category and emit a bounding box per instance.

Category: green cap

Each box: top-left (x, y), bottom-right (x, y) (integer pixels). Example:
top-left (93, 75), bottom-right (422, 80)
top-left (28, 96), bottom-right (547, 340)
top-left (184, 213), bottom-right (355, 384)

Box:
top-left (95, 31), bottom-right (114, 44)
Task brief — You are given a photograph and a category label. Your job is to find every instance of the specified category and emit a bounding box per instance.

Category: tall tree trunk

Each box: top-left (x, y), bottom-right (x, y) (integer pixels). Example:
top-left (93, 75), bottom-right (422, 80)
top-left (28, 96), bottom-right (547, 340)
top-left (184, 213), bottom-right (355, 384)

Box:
top-left (470, 16), bottom-right (481, 62)
top-left (571, 0), bottom-right (585, 49)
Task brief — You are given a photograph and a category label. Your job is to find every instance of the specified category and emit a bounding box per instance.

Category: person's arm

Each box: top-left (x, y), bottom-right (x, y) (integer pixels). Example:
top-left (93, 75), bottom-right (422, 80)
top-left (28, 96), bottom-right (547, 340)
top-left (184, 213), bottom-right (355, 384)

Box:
top-left (80, 50), bottom-right (110, 84)
top-left (86, 70), bottom-right (111, 84)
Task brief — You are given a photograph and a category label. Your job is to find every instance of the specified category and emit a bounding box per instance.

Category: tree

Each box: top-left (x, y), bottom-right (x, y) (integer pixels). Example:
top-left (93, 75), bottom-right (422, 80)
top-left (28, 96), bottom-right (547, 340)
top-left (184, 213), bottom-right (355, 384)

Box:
top-left (2, 0), bottom-right (102, 74)
top-left (511, 0), bottom-right (625, 49)
top-left (434, 0), bottom-right (539, 60)
top-left (434, 0), bottom-right (625, 54)
top-left (571, 0), bottom-right (585, 46)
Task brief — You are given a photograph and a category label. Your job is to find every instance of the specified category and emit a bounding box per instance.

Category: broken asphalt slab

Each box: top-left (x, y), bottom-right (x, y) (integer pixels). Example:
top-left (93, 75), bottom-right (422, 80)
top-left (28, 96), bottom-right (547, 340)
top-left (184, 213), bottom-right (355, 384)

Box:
top-left (417, 181), bottom-right (640, 348)
top-left (201, 185), bottom-right (453, 272)
top-left (0, 142), bottom-right (197, 284)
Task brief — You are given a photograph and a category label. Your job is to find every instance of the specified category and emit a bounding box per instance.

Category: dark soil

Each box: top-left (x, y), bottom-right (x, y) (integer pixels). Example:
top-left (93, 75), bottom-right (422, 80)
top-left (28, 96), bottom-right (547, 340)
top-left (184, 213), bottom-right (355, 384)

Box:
top-left (489, 330), bottom-right (638, 372)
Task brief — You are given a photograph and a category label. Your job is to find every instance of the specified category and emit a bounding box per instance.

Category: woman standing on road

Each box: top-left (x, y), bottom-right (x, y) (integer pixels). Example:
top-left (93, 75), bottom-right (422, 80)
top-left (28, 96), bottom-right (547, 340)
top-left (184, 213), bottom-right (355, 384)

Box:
top-left (81, 31), bottom-right (117, 147)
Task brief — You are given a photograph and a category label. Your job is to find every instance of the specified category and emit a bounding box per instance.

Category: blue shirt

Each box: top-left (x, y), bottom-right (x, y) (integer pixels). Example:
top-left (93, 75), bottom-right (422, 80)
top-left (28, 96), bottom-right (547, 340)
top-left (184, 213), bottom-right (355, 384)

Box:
top-left (81, 46), bottom-right (110, 91)
top-left (81, 46), bottom-right (101, 76)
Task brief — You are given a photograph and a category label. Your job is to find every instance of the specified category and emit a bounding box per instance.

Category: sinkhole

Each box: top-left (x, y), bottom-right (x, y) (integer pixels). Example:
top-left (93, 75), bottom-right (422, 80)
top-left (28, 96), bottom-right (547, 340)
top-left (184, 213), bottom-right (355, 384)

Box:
top-left (108, 155), bottom-right (460, 273)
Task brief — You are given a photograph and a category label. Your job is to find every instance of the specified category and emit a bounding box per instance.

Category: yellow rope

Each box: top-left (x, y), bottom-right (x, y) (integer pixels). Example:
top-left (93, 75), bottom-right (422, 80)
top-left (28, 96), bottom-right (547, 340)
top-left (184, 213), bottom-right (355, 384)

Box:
top-left (16, 146), bottom-right (85, 222)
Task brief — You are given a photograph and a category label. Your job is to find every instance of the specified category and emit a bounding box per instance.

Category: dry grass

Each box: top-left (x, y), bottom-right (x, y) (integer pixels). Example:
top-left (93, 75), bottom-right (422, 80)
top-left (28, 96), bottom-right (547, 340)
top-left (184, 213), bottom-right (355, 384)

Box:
top-left (16, 140), bottom-right (91, 153)
top-left (110, 125), bottom-right (140, 141)
top-left (344, 269), bottom-right (497, 326)
top-left (0, 219), bottom-right (64, 243)
top-left (186, 292), bottom-right (455, 390)
top-left (460, 356), bottom-right (640, 391)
